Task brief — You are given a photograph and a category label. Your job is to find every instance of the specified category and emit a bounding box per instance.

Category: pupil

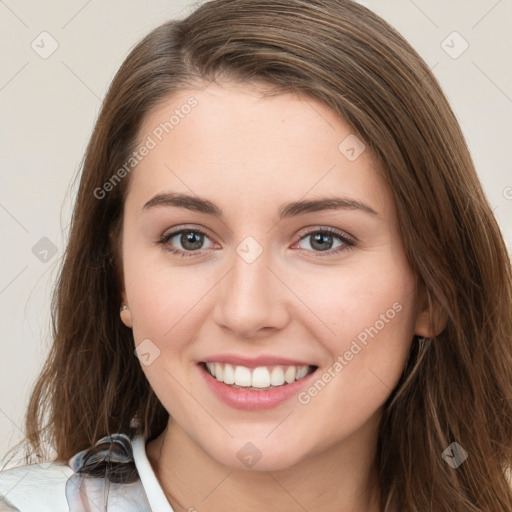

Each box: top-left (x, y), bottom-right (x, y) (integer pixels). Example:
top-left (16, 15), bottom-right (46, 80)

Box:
top-left (182, 231), bottom-right (203, 250)
top-left (312, 233), bottom-right (332, 251)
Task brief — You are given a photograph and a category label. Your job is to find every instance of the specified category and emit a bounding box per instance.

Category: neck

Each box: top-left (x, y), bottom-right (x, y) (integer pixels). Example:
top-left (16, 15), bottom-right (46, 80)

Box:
top-left (146, 418), bottom-right (383, 512)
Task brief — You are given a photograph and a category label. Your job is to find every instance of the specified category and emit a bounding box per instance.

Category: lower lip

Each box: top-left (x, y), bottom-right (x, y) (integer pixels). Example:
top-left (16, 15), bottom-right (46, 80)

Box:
top-left (199, 364), bottom-right (318, 411)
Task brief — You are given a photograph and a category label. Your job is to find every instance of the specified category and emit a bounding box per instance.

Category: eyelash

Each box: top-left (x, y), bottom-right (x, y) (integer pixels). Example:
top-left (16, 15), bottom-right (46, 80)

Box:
top-left (157, 226), bottom-right (355, 258)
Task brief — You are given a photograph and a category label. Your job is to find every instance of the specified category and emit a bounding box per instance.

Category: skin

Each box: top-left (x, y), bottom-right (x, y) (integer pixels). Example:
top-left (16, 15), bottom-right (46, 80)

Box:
top-left (119, 81), bottom-right (444, 512)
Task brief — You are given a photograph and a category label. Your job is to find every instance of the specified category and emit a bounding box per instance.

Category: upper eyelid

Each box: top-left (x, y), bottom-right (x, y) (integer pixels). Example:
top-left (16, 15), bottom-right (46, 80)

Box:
top-left (161, 225), bottom-right (355, 246)
top-left (159, 227), bottom-right (355, 260)
top-left (296, 226), bottom-right (355, 243)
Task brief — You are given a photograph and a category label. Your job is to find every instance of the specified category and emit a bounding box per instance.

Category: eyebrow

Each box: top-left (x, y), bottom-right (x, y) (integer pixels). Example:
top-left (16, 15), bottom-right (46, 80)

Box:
top-left (142, 192), bottom-right (378, 219)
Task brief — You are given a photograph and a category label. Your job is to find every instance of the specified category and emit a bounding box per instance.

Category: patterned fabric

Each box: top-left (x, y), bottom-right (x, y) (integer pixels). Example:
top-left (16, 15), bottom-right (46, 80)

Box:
top-left (64, 473), bottom-right (152, 512)
top-left (0, 434), bottom-right (173, 511)
top-left (65, 433), bottom-right (153, 511)
top-left (69, 433), bottom-right (134, 473)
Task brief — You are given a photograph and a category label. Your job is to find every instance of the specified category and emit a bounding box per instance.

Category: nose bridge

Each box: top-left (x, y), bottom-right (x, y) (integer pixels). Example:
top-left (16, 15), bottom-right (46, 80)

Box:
top-left (213, 235), bottom-right (286, 337)
top-left (232, 239), bottom-right (271, 298)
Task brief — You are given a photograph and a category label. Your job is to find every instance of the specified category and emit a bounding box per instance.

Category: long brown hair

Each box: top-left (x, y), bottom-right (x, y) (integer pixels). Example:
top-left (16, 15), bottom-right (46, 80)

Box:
top-left (3, 0), bottom-right (512, 509)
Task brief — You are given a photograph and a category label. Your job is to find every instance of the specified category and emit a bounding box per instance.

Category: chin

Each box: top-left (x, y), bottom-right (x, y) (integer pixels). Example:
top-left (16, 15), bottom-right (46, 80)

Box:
top-left (202, 435), bottom-right (311, 473)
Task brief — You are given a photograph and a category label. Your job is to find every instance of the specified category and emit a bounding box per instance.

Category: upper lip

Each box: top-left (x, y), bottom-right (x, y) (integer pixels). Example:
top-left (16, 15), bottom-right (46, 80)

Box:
top-left (201, 354), bottom-right (316, 368)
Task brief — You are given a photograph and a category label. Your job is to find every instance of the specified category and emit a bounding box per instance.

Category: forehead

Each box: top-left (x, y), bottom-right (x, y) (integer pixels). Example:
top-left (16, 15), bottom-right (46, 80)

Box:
top-left (128, 81), bottom-right (392, 219)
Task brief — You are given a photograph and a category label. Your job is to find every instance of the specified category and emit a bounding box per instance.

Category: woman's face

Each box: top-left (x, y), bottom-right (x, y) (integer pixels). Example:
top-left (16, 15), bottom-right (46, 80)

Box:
top-left (120, 81), bottom-right (425, 471)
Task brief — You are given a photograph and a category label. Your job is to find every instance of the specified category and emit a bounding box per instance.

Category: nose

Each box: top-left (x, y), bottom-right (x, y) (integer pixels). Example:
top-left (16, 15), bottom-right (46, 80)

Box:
top-left (212, 244), bottom-right (290, 340)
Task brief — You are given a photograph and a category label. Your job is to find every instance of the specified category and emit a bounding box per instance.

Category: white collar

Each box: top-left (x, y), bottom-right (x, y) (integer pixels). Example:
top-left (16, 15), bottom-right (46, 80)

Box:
top-left (132, 435), bottom-right (175, 512)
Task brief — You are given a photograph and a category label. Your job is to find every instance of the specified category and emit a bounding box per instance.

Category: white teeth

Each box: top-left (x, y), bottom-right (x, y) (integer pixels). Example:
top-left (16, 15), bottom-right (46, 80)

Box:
top-left (214, 362), bottom-right (224, 382)
top-left (295, 366), bottom-right (308, 380)
top-left (223, 363), bottom-right (235, 385)
top-left (204, 363), bottom-right (311, 389)
top-left (284, 366), bottom-right (296, 384)
top-left (252, 367), bottom-right (271, 388)
top-left (234, 366), bottom-right (252, 386)
top-left (270, 366), bottom-right (285, 386)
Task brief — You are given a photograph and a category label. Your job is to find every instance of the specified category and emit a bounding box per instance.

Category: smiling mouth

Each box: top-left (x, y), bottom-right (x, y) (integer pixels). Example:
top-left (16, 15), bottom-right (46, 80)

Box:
top-left (200, 362), bottom-right (318, 391)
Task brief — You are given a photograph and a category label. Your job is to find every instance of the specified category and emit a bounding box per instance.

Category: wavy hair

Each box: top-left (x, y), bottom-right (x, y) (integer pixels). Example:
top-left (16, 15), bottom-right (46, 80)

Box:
top-left (3, 0), bottom-right (512, 509)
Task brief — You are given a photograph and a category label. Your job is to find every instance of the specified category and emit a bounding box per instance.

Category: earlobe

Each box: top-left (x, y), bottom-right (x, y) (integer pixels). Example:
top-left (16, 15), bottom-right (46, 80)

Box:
top-left (414, 287), bottom-right (448, 338)
top-left (110, 225), bottom-right (131, 327)
top-left (120, 304), bottom-right (133, 328)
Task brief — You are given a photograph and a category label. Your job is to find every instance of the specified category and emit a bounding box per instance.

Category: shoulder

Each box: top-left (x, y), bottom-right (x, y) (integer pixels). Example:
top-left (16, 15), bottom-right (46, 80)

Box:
top-left (0, 434), bottom-right (164, 512)
top-left (0, 461), bottom-right (73, 511)
top-left (0, 459), bottom-right (152, 512)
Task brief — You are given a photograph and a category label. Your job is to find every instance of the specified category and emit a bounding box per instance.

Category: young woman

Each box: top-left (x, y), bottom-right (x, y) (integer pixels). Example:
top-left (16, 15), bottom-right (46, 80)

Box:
top-left (1, 0), bottom-right (511, 511)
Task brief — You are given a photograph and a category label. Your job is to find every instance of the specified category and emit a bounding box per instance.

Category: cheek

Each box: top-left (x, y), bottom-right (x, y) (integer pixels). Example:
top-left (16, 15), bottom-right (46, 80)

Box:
top-left (122, 231), bottom-right (213, 342)
top-left (298, 253), bottom-right (416, 349)
top-left (295, 252), bottom-right (417, 395)
top-left (123, 259), bottom-right (212, 413)
top-left (300, 272), bottom-right (416, 430)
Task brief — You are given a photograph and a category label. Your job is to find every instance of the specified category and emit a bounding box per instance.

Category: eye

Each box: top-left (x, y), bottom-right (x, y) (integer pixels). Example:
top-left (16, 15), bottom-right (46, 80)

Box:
top-left (293, 227), bottom-right (355, 256)
top-left (157, 226), bottom-right (355, 258)
top-left (158, 227), bottom-right (216, 257)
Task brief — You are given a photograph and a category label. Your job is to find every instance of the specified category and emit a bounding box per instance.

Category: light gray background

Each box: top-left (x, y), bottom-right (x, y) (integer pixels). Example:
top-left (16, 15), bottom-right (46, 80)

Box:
top-left (1, 0), bottom-right (511, 465)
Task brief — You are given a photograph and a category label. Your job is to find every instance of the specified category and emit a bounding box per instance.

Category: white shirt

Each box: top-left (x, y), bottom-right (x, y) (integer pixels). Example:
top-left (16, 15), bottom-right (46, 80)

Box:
top-left (0, 435), bottom-right (175, 511)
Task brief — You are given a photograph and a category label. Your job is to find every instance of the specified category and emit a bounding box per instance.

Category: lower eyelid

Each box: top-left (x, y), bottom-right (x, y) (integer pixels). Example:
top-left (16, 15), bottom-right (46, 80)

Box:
top-left (159, 228), bottom-right (355, 256)
top-left (293, 234), bottom-right (353, 255)
top-left (160, 230), bottom-right (215, 249)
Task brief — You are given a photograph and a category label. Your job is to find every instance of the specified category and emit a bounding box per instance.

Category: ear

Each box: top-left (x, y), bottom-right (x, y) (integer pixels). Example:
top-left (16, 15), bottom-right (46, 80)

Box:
top-left (414, 284), bottom-right (448, 338)
top-left (118, 274), bottom-right (133, 328)
top-left (117, 270), bottom-right (132, 329)
top-left (120, 304), bottom-right (133, 328)
top-left (109, 221), bottom-right (132, 328)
